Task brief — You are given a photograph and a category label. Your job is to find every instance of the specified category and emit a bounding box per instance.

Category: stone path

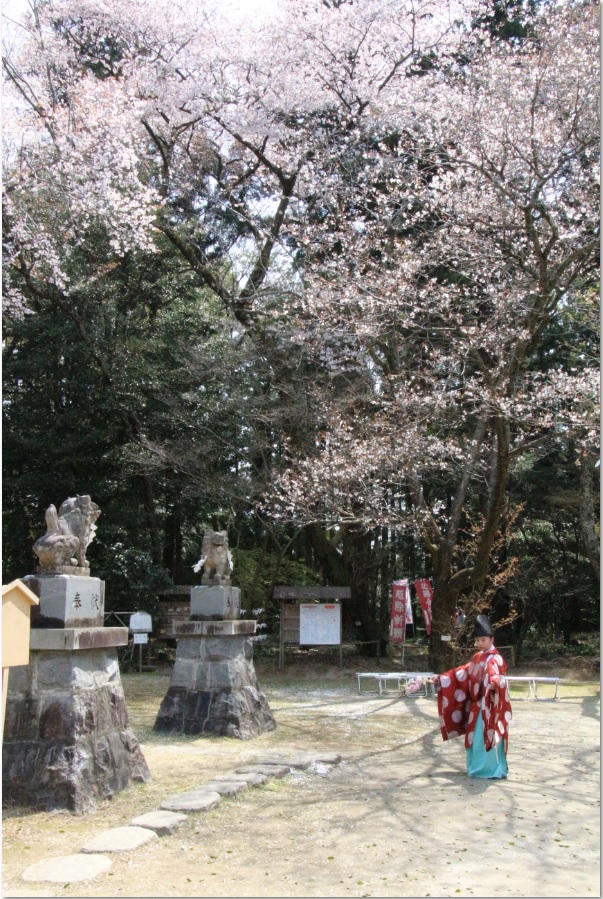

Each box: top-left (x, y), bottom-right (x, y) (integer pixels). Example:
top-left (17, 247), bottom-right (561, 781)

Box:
top-left (17, 751), bottom-right (343, 888)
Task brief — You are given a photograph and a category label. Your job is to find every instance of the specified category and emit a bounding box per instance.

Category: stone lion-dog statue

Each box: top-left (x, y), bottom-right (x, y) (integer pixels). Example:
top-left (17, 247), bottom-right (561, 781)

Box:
top-left (193, 530), bottom-right (233, 585)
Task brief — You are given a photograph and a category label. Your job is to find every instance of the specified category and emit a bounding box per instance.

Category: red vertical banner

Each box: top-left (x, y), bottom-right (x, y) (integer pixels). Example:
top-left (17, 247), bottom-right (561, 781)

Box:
top-left (413, 578), bottom-right (433, 636)
top-left (390, 579), bottom-right (412, 643)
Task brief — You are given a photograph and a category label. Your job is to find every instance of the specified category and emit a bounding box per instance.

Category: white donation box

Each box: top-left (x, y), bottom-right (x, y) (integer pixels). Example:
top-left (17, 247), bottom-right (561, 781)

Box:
top-left (130, 611), bottom-right (152, 644)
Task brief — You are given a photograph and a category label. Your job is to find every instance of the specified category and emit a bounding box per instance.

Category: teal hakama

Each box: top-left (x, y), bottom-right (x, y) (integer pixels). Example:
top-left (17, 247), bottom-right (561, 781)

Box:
top-left (466, 712), bottom-right (508, 779)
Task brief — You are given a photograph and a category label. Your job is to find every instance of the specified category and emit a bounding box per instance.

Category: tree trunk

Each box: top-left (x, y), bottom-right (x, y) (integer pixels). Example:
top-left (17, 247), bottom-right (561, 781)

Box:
top-left (305, 523), bottom-right (384, 654)
top-left (135, 474), bottom-right (163, 567)
top-left (578, 448), bottom-right (600, 580)
top-left (428, 574), bottom-right (459, 671)
top-left (342, 528), bottom-right (381, 650)
top-left (163, 503), bottom-right (183, 581)
top-left (249, 530), bottom-right (270, 604)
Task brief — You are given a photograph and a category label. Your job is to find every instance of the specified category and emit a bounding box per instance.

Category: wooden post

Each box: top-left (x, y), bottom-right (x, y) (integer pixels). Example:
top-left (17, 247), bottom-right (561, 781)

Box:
top-left (279, 602), bottom-right (284, 670)
top-left (2, 579), bottom-right (39, 739)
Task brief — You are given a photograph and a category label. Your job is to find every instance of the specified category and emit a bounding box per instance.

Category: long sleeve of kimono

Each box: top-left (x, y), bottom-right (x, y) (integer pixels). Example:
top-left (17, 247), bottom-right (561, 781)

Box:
top-left (435, 661), bottom-right (473, 741)
top-left (481, 653), bottom-right (512, 753)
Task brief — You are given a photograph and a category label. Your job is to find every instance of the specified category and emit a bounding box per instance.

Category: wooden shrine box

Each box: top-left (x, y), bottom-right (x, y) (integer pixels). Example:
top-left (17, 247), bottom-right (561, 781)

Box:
top-left (2, 578), bottom-right (39, 738)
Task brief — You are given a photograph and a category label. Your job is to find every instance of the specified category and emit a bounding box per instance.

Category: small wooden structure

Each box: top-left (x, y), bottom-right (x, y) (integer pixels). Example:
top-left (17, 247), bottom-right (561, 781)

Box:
top-left (274, 586), bottom-right (379, 668)
top-left (156, 587), bottom-right (194, 636)
top-left (2, 579), bottom-right (39, 738)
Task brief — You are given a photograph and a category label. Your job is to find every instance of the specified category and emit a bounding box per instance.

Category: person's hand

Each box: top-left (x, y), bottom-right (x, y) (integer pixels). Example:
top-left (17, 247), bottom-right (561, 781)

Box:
top-left (429, 675), bottom-right (439, 685)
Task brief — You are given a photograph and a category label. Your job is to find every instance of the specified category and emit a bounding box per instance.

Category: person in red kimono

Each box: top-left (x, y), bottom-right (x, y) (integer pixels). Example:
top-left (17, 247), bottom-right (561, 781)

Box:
top-left (430, 614), bottom-right (512, 779)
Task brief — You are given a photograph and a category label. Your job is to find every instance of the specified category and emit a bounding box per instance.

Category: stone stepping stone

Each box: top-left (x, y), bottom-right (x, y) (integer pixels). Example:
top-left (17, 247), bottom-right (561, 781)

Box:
top-left (235, 764), bottom-right (291, 778)
top-left (256, 755), bottom-right (313, 770)
top-left (197, 780), bottom-right (248, 797)
top-left (258, 752), bottom-right (342, 768)
top-left (161, 790), bottom-right (222, 813)
top-left (131, 810), bottom-right (188, 835)
top-left (21, 854), bottom-right (112, 884)
top-left (213, 771), bottom-right (269, 787)
top-left (81, 826), bottom-right (159, 853)
top-left (310, 752), bottom-right (342, 765)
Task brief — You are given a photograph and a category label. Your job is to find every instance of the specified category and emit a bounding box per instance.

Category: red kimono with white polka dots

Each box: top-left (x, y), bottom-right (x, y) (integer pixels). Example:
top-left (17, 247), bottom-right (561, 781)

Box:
top-left (436, 647), bottom-right (512, 753)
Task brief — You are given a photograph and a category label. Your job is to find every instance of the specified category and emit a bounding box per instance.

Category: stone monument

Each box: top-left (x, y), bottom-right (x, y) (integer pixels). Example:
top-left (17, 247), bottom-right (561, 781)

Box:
top-left (2, 496), bottom-right (150, 814)
top-left (154, 530), bottom-right (275, 738)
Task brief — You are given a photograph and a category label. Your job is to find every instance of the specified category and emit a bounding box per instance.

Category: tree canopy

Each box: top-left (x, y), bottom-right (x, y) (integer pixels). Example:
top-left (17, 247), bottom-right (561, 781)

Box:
top-left (3, 0), bottom-right (599, 666)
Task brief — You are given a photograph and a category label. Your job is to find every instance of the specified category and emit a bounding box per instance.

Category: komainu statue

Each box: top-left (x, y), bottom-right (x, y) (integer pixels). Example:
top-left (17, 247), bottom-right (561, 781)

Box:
top-left (33, 495), bottom-right (100, 572)
top-left (58, 495), bottom-right (101, 568)
top-left (33, 505), bottom-right (80, 569)
top-left (193, 530), bottom-right (233, 585)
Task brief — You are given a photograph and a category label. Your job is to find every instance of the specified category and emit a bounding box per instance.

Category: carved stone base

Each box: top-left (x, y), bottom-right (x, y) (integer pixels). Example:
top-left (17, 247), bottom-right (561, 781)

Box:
top-left (154, 633), bottom-right (275, 739)
top-left (2, 648), bottom-right (150, 815)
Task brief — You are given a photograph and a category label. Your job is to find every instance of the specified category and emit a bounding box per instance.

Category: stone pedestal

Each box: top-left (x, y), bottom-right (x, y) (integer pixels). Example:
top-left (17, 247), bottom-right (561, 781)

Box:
top-left (24, 574), bottom-right (105, 628)
top-left (154, 594), bottom-right (275, 739)
top-left (190, 585), bottom-right (240, 620)
top-left (2, 576), bottom-right (150, 814)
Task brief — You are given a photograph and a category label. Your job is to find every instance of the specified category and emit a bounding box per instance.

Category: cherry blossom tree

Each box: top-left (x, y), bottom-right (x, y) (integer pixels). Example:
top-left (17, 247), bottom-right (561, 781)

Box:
top-left (267, 0), bottom-right (599, 666)
top-left (3, 0), bottom-right (598, 664)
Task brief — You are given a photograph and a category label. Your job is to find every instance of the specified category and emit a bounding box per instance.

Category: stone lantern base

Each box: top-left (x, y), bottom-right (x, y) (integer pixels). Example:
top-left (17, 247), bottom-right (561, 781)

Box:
top-left (2, 635), bottom-right (150, 815)
top-left (154, 620), bottom-right (275, 739)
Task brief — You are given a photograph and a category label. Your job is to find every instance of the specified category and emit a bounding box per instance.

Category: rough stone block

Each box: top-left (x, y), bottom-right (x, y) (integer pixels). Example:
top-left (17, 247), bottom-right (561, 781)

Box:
top-left (192, 664), bottom-right (210, 691)
top-left (119, 730), bottom-right (152, 783)
top-left (36, 652), bottom-right (80, 689)
top-left (153, 630), bottom-right (275, 739)
top-left (183, 690), bottom-right (212, 732)
top-left (174, 637), bottom-right (205, 661)
top-left (207, 661), bottom-right (235, 691)
top-left (204, 634), bottom-right (247, 661)
top-left (108, 684), bottom-right (130, 729)
top-left (3, 649), bottom-right (151, 814)
top-left (34, 650), bottom-right (119, 691)
top-left (39, 696), bottom-right (81, 741)
top-left (153, 687), bottom-right (186, 732)
top-left (3, 692), bottom-right (39, 741)
top-left (169, 658), bottom-right (197, 688)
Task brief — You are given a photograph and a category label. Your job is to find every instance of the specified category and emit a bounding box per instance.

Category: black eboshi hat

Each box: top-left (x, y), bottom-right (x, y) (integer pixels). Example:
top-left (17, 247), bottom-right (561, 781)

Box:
top-left (473, 614), bottom-right (494, 637)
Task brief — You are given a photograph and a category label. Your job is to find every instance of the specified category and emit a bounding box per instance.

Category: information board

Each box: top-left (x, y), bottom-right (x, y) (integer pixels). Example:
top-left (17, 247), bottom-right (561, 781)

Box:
top-left (299, 603), bottom-right (341, 645)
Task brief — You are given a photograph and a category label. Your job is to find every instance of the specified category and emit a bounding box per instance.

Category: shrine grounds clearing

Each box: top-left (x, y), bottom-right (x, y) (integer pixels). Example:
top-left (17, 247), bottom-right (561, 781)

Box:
top-left (2, 657), bottom-right (600, 898)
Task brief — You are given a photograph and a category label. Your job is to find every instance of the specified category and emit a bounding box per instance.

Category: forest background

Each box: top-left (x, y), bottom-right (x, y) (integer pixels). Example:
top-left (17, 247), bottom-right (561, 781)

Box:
top-left (2, 0), bottom-right (599, 670)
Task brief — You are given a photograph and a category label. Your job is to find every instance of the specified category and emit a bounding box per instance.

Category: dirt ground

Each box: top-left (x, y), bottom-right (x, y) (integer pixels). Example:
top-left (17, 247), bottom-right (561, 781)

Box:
top-left (2, 659), bottom-right (600, 899)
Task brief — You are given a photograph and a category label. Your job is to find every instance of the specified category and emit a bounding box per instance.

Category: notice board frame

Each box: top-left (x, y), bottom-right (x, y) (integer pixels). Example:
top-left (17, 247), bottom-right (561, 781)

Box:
top-left (274, 586), bottom-right (367, 668)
